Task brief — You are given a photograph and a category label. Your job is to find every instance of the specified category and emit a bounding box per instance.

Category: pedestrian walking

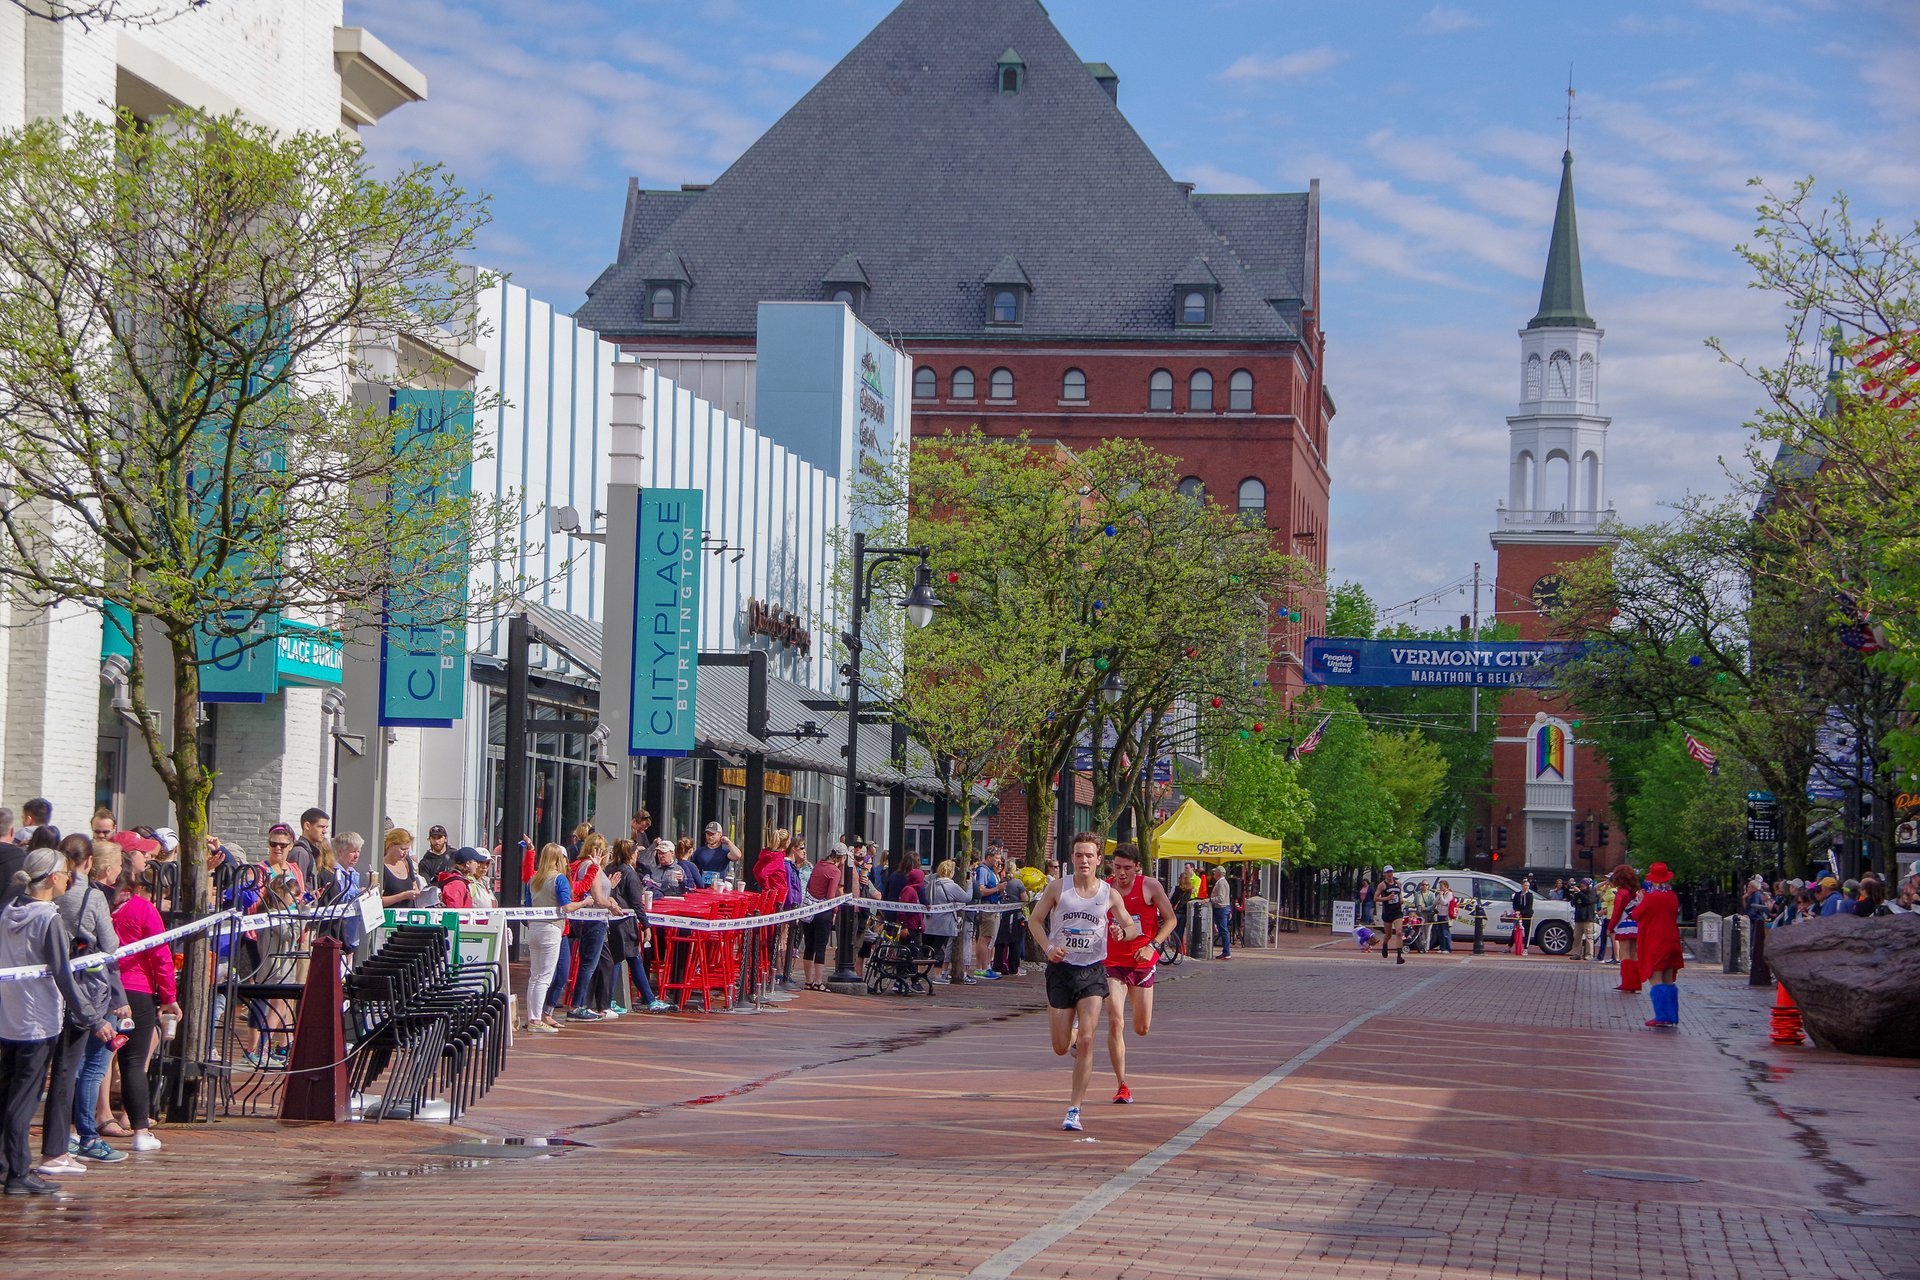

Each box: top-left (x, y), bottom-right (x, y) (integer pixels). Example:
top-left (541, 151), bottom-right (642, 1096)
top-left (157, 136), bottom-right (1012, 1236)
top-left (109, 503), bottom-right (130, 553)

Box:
top-left (1025, 832), bottom-right (1139, 1133)
top-left (523, 844), bottom-right (575, 1033)
top-left (1209, 866), bottom-right (1234, 959)
top-left (1633, 862), bottom-right (1684, 1027)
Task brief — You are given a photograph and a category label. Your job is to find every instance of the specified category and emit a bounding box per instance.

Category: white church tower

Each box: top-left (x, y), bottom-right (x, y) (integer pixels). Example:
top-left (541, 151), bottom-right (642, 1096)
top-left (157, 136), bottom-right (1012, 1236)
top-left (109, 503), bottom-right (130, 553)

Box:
top-left (1499, 150), bottom-right (1611, 534)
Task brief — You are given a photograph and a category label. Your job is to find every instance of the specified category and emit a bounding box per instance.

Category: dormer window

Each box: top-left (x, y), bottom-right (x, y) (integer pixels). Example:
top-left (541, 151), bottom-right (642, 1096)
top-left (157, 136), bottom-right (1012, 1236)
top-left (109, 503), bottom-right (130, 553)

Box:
top-left (822, 253), bottom-right (871, 315)
top-left (641, 249), bottom-right (693, 326)
top-left (1173, 256), bottom-right (1220, 329)
top-left (984, 254), bottom-right (1032, 328)
top-left (997, 48), bottom-right (1026, 94)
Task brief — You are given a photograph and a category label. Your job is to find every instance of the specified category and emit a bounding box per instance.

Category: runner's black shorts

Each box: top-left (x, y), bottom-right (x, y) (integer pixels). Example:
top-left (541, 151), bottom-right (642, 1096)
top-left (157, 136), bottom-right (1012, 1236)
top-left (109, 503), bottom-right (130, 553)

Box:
top-left (1380, 905), bottom-right (1403, 924)
top-left (1046, 960), bottom-right (1110, 1009)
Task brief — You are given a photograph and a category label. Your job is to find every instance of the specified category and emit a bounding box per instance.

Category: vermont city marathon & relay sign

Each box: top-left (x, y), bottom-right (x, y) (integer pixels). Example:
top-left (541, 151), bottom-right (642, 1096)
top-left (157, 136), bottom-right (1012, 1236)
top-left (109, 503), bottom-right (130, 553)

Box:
top-left (1302, 637), bottom-right (1588, 688)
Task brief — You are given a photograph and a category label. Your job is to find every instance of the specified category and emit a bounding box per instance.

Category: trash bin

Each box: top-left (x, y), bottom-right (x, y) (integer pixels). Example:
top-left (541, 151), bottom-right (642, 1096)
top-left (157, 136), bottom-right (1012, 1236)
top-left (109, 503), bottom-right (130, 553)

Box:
top-left (1241, 896), bottom-right (1269, 949)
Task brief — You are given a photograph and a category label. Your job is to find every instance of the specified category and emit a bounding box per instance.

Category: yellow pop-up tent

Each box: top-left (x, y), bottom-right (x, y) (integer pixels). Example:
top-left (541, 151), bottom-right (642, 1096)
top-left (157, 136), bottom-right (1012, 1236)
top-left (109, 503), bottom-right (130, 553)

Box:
top-left (1138, 798), bottom-right (1283, 864)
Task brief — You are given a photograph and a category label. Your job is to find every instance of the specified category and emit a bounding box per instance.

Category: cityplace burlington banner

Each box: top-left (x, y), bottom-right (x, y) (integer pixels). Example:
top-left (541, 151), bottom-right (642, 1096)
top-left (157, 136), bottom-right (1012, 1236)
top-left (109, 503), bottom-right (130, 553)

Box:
top-left (1303, 637), bottom-right (1587, 688)
top-left (630, 488), bottom-right (703, 757)
top-left (380, 389), bottom-right (473, 728)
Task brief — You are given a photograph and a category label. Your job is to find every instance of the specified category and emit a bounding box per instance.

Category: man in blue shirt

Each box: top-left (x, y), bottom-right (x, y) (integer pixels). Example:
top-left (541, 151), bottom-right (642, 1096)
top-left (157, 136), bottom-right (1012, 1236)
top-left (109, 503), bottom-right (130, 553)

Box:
top-left (1815, 876), bottom-right (1846, 916)
top-left (690, 823), bottom-right (741, 886)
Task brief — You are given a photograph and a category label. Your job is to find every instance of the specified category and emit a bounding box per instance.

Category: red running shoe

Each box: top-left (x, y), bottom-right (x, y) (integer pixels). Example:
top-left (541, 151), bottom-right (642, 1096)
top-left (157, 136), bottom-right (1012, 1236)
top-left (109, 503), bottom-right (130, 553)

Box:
top-left (1113, 1085), bottom-right (1132, 1104)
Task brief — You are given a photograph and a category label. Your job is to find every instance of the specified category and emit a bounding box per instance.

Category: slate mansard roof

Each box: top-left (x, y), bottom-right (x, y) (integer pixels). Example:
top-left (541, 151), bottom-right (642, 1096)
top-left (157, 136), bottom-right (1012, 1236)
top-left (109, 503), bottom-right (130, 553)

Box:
top-left (576, 0), bottom-right (1317, 344)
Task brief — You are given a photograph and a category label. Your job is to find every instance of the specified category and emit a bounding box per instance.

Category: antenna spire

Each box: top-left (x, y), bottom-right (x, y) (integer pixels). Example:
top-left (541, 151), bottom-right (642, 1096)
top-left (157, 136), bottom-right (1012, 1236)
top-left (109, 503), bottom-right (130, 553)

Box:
top-left (1562, 66), bottom-right (1579, 152)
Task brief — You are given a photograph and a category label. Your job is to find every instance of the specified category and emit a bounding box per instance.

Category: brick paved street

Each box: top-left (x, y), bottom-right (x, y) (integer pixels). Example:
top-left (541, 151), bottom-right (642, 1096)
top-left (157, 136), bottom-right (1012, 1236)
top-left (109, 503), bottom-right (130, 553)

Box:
top-left (3, 940), bottom-right (1916, 1279)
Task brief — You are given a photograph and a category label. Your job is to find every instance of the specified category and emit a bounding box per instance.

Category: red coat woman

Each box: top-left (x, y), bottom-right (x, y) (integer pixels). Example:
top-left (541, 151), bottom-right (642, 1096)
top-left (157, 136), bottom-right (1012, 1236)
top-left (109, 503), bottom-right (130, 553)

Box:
top-left (1630, 870), bottom-right (1684, 974)
top-left (1631, 862), bottom-right (1684, 1028)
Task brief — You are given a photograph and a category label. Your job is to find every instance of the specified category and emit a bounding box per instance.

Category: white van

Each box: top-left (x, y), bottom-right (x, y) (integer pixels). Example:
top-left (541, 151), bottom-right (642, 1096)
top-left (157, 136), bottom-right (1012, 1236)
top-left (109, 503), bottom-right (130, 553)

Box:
top-left (1392, 871), bottom-right (1577, 955)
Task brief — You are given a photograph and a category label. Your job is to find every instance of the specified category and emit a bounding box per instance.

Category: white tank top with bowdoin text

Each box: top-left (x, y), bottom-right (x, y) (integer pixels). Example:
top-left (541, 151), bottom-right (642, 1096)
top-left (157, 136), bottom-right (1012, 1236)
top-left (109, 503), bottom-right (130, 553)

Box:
top-left (1047, 880), bottom-right (1113, 968)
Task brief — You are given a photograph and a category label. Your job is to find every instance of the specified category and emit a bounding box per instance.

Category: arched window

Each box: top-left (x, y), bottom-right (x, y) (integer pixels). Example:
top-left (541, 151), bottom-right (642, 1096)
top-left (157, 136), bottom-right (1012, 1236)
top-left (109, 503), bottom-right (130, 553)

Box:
top-left (1228, 369), bottom-right (1254, 412)
top-left (1578, 353), bottom-right (1596, 400)
top-left (988, 367), bottom-right (1015, 400)
top-left (649, 286), bottom-right (678, 322)
top-left (1177, 476), bottom-right (1205, 502)
top-left (913, 366), bottom-right (937, 400)
top-left (991, 290), bottom-right (1020, 324)
top-left (1524, 354), bottom-right (1542, 400)
top-left (951, 367), bottom-right (976, 400)
top-left (1547, 351), bottom-right (1574, 398)
top-left (1148, 369), bottom-right (1174, 411)
top-left (1189, 370), bottom-right (1214, 412)
top-left (1061, 368), bottom-right (1087, 402)
top-left (1236, 476), bottom-right (1267, 523)
top-left (1580, 450), bottom-right (1601, 512)
top-left (1181, 291), bottom-right (1210, 325)
top-left (1515, 450), bottom-right (1536, 510)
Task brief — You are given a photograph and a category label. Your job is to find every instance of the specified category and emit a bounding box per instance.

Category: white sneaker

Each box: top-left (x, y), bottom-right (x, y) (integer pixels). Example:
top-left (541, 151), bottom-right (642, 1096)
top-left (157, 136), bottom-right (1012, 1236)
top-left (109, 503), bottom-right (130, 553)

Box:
top-left (132, 1132), bottom-right (162, 1153)
top-left (1062, 1106), bottom-right (1083, 1132)
top-left (37, 1154), bottom-right (86, 1176)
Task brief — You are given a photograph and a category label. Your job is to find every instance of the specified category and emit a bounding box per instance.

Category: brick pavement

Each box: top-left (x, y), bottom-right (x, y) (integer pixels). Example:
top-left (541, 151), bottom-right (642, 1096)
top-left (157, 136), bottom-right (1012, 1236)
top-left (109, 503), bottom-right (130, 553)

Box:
top-left (1, 939), bottom-right (1915, 1279)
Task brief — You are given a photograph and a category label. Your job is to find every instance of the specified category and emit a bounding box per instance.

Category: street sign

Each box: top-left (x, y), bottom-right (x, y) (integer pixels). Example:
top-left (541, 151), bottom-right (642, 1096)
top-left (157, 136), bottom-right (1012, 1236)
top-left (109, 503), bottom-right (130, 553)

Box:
top-left (1746, 790), bottom-right (1779, 842)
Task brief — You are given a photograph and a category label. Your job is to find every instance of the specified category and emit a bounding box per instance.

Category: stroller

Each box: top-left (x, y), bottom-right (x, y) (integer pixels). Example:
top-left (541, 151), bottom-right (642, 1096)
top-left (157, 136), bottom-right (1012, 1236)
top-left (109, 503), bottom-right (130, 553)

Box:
top-left (862, 920), bottom-right (936, 996)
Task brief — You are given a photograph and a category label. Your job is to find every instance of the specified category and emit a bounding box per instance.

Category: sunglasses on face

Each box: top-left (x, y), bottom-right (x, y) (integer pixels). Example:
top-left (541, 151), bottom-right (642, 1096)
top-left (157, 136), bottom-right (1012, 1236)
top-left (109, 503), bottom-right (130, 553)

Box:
top-left (268, 841), bottom-right (291, 850)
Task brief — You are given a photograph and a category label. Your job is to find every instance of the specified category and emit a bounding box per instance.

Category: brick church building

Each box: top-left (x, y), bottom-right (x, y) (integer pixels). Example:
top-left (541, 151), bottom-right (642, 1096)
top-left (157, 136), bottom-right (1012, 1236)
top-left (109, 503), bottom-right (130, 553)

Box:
top-left (574, 0), bottom-right (1333, 689)
top-left (1477, 150), bottom-right (1622, 877)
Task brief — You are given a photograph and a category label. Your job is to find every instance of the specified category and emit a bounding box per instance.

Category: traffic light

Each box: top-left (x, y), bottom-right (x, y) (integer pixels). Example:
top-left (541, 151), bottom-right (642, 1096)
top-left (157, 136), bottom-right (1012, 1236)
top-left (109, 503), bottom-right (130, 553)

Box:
top-left (1496, 825), bottom-right (1508, 851)
top-left (1474, 824), bottom-right (1487, 849)
top-left (1598, 822), bottom-right (1611, 847)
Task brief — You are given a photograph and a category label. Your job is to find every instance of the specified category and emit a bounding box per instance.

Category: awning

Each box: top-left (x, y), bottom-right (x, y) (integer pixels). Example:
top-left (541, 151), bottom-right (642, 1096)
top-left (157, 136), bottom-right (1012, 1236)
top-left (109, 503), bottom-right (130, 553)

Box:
top-left (1142, 798), bottom-right (1283, 864)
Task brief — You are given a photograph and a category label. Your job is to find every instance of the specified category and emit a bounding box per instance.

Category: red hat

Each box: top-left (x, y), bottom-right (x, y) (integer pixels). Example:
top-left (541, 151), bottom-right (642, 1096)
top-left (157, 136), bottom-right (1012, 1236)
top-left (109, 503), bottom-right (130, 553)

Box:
top-left (111, 830), bottom-right (161, 855)
top-left (1646, 862), bottom-right (1674, 884)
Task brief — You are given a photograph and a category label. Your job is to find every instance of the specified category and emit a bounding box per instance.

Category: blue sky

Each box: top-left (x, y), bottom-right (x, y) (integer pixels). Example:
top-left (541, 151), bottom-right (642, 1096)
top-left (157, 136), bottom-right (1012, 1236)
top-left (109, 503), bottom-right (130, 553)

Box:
top-left (346, 0), bottom-right (1919, 624)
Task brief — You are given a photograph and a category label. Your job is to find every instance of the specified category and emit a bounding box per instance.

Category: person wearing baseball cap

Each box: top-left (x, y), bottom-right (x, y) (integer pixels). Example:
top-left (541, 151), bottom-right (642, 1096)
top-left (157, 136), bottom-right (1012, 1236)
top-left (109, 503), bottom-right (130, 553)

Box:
top-left (690, 821), bottom-right (741, 887)
top-left (419, 825), bottom-right (454, 883)
top-left (1815, 875), bottom-right (1845, 916)
top-left (451, 846), bottom-right (494, 909)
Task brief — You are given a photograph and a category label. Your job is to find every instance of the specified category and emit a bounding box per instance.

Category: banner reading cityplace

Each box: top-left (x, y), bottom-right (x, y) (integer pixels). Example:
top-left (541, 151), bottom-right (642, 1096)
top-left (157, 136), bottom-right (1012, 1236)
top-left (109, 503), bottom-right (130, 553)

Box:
top-left (1303, 636), bottom-right (1587, 688)
top-left (629, 487), bottom-right (703, 756)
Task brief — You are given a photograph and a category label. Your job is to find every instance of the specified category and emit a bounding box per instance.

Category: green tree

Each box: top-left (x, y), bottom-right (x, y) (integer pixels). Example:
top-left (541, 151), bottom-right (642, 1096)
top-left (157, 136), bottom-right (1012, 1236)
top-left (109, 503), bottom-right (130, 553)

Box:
top-left (1182, 732), bottom-right (1314, 862)
top-left (0, 110), bottom-right (520, 1084)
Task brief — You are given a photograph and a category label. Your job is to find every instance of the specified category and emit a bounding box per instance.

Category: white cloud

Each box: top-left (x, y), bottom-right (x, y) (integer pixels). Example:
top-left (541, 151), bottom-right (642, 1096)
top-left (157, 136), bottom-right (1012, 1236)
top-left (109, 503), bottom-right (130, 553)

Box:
top-left (1221, 47), bottom-right (1345, 81)
top-left (744, 49), bottom-right (833, 79)
top-left (1412, 6), bottom-right (1487, 35)
top-left (1185, 162), bottom-right (1264, 194)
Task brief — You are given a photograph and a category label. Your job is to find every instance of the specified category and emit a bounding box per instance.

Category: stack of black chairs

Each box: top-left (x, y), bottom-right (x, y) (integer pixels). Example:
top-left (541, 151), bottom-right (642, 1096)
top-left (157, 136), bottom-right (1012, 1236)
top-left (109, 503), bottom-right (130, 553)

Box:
top-left (345, 925), bottom-right (509, 1121)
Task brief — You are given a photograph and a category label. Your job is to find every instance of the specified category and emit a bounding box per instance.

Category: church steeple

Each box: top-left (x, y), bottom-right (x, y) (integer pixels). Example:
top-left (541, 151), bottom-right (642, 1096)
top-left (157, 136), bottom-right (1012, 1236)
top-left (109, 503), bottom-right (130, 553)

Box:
top-left (1526, 150), bottom-right (1594, 331)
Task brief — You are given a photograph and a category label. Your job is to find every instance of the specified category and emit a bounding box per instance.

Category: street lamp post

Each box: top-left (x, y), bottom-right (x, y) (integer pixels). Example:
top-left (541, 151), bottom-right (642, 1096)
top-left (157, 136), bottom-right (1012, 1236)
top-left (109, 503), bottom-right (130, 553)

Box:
top-left (829, 530), bottom-right (942, 986)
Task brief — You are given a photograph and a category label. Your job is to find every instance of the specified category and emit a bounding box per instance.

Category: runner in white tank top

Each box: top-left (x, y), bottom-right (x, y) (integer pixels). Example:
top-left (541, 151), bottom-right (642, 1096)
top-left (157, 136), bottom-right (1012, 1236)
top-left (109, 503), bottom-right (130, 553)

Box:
top-left (1027, 831), bottom-right (1138, 1133)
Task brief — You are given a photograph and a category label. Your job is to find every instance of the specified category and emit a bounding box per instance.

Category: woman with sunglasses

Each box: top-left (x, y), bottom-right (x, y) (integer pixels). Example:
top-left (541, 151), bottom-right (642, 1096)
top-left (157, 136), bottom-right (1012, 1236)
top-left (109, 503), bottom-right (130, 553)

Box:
top-left (263, 826), bottom-right (307, 900)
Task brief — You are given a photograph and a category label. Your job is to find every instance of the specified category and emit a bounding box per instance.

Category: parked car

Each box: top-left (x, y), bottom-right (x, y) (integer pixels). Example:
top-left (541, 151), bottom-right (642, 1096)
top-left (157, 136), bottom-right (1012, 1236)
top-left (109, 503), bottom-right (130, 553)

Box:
top-left (1393, 870), bottom-right (1576, 955)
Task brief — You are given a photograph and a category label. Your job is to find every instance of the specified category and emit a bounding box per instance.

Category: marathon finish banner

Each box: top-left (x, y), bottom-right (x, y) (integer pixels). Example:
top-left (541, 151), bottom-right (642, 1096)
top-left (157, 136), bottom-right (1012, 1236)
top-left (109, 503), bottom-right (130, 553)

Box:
top-left (1303, 637), bottom-right (1587, 688)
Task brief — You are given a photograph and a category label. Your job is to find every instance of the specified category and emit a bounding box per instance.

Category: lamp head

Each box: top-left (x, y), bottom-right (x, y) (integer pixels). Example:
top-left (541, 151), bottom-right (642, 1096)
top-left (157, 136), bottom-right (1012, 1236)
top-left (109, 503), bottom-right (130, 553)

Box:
top-left (901, 560), bottom-right (943, 628)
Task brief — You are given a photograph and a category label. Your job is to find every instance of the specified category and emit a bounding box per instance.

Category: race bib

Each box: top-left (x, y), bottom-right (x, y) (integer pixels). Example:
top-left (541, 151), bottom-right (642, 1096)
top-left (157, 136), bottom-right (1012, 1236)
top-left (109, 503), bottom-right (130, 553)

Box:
top-left (1063, 926), bottom-right (1099, 954)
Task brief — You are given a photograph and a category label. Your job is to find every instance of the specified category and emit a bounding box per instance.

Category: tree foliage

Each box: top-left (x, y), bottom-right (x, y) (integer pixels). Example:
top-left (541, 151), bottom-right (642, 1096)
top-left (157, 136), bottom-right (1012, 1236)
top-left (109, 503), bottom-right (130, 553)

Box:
top-left (0, 110), bottom-right (521, 1072)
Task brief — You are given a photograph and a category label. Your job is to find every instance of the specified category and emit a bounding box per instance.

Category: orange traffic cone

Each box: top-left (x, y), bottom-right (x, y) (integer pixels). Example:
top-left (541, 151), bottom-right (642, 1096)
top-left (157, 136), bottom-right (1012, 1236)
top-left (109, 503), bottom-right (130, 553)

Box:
top-left (1769, 982), bottom-right (1806, 1046)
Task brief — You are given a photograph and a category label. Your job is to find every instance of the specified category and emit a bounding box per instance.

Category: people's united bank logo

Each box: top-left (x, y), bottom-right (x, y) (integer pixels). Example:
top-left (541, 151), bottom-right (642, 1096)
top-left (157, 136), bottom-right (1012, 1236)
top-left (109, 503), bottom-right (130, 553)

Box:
top-left (860, 349), bottom-right (886, 399)
top-left (1315, 646), bottom-right (1358, 676)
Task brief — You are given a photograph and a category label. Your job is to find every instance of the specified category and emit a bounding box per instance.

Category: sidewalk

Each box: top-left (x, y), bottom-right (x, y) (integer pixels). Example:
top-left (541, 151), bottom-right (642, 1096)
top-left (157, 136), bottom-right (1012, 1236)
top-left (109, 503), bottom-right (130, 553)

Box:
top-left (2, 937), bottom-right (1914, 1278)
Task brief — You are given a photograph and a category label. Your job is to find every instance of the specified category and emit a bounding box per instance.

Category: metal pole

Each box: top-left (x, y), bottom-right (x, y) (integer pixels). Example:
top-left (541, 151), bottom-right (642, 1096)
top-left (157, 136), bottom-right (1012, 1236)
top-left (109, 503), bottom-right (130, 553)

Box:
top-left (830, 532), bottom-right (868, 985)
top-left (1470, 561), bottom-right (1481, 733)
top-left (501, 613), bottom-right (531, 911)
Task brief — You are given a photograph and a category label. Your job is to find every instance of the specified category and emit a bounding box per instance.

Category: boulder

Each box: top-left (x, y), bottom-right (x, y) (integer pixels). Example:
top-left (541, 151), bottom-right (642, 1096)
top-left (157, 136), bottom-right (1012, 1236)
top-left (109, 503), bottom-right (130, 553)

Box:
top-left (1765, 914), bottom-right (1920, 1058)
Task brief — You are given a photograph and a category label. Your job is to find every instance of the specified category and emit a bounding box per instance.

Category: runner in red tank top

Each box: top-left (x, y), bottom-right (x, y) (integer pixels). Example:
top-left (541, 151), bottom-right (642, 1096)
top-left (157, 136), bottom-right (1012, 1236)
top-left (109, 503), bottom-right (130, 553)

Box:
top-left (1102, 842), bottom-right (1177, 1105)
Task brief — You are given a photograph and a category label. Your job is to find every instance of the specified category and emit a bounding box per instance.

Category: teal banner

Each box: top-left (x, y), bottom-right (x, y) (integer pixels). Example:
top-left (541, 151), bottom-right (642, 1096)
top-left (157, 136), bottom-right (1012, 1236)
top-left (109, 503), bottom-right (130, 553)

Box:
top-left (276, 619), bottom-right (344, 686)
top-left (193, 316), bottom-right (287, 704)
top-left (380, 389), bottom-right (473, 727)
top-left (630, 488), bottom-right (703, 756)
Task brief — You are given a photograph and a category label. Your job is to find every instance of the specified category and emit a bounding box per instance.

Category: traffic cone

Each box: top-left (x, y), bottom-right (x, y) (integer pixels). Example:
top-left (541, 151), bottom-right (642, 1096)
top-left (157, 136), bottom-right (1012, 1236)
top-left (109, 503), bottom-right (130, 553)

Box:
top-left (1616, 957), bottom-right (1642, 993)
top-left (1769, 982), bottom-right (1805, 1046)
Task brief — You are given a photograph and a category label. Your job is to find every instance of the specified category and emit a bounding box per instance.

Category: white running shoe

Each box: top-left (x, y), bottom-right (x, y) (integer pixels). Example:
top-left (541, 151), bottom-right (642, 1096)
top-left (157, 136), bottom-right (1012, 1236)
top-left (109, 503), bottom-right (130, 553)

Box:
top-left (36, 1155), bottom-right (86, 1176)
top-left (132, 1132), bottom-right (163, 1153)
top-left (1062, 1106), bottom-right (1084, 1132)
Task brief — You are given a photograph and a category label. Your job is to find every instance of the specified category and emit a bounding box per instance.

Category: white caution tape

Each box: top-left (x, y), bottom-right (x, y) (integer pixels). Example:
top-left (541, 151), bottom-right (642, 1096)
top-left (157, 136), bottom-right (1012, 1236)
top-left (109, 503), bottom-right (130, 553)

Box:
top-left (848, 897), bottom-right (1027, 916)
top-left (0, 897), bottom-right (367, 983)
top-left (387, 896), bottom-right (855, 934)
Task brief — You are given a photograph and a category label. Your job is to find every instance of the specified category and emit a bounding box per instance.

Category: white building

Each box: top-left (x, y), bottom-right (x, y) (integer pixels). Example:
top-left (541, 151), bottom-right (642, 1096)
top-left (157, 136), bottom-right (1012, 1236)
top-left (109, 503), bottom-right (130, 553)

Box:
top-left (1, 0), bottom-right (429, 841)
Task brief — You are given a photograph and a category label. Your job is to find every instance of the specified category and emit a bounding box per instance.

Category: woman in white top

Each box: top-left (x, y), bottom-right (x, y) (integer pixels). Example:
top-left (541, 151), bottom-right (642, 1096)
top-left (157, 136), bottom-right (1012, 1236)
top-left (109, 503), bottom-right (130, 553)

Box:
top-left (1025, 832), bottom-right (1138, 1133)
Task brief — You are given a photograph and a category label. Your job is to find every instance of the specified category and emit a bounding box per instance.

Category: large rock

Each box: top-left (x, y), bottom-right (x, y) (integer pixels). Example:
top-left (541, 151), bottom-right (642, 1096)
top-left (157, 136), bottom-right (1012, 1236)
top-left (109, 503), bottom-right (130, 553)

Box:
top-left (1766, 914), bottom-right (1920, 1058)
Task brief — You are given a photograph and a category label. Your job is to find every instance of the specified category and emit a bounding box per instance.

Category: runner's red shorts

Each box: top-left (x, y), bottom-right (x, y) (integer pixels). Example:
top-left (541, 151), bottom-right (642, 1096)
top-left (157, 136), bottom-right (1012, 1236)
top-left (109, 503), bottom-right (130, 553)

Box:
top-left (1104, 962), bottom-right (1156, 989)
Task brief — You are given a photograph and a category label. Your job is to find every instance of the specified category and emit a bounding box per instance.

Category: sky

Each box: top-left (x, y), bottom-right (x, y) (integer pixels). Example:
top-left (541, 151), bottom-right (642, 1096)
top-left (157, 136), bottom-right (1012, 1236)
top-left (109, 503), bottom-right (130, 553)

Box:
top-left (344, 0), bottom-right (1920, 629)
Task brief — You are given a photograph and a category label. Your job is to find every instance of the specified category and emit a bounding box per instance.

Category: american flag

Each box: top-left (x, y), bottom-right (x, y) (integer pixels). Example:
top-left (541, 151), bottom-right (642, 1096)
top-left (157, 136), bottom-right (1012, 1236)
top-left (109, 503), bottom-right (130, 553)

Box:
top-left (1685, 734), bottom-right (1719, 774)
top-left (1855, 332), bottom-right (1918, 409)
top-left (1290, 714), bottom-right (1333, 761)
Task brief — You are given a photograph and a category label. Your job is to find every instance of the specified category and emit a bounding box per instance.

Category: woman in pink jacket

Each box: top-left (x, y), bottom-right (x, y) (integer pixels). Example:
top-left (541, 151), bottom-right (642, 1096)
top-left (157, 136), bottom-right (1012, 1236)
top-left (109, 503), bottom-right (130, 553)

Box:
top-left (112, 864), bottom-right (179, 1152)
